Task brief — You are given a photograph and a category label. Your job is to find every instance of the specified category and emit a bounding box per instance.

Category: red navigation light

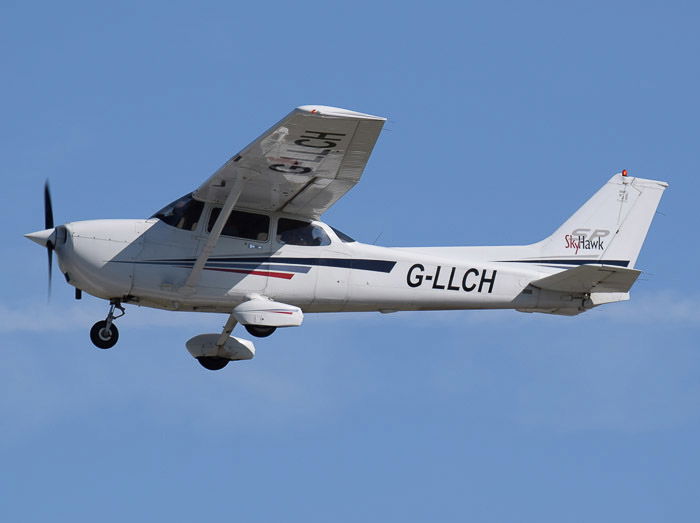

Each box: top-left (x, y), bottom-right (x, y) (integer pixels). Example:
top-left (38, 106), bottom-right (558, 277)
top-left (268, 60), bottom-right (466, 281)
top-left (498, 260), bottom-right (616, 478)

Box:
top-left (622, 169), bottom-right (628, 176)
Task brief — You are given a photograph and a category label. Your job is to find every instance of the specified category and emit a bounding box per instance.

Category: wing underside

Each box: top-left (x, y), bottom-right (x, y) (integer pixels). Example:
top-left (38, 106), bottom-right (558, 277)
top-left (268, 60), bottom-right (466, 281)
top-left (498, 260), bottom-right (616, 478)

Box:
top-left (193, 105), bottom-right (386, 218)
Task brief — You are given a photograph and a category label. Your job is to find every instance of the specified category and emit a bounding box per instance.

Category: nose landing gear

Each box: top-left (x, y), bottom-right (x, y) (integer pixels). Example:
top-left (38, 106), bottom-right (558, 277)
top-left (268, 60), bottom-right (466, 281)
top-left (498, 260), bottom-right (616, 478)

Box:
top-left (90, 301), bottom-right (125, 349)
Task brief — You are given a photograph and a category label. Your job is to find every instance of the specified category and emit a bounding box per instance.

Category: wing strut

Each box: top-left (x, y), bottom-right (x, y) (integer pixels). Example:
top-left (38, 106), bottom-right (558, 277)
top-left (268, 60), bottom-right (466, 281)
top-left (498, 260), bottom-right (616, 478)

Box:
top-left (179, 176), bottom-right (247, 294)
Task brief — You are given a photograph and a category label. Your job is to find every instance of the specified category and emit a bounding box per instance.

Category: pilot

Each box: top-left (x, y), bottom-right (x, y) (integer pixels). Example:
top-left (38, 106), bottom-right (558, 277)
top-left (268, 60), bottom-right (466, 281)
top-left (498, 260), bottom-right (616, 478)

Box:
top-left (174, 198), bottom-right (201, 231)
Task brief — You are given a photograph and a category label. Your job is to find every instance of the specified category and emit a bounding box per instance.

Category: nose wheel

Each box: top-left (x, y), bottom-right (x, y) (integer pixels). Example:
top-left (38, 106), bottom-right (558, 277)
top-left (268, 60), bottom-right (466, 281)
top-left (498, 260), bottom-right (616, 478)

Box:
top-left (90, 320), bottom-right (119, 349)
top-left (90, 301), bottom-right (125, 349)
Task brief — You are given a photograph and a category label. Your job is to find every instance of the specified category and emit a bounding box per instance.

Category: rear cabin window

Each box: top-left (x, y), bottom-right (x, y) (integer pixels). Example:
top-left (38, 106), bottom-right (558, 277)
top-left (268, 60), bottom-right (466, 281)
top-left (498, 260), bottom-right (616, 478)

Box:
top-left (330, 226), bottom-right (356, 243)
top-left (208, 208), bottom-right (270, 241)
top-left (151, 193), bottom-right (204, 231)
top-left (277, 218), bottom-right (331, 246)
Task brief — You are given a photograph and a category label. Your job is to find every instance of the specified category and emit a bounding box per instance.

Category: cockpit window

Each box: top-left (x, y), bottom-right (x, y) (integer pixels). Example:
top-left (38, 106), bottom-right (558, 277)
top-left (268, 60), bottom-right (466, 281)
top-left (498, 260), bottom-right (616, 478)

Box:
top-left (330, 226), bottom-right (356, 243)
top-left (151, 193), bottom-right (204, 231)
top-left (277, 218), bottom-right (331, 246)
top-left (208, 208), bottom-right (270, 241)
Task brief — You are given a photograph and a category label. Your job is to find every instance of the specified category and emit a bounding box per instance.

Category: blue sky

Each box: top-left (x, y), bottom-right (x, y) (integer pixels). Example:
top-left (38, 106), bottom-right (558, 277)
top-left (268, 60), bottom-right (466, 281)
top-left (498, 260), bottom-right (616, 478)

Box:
top-left (2, 1), bottom-right (700, 521)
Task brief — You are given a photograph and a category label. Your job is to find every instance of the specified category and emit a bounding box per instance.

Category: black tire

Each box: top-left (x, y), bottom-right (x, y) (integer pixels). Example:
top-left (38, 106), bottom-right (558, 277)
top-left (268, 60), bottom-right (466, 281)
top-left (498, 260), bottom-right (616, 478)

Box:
top-left (197, 356), bottom-right (230, 370)
top-left (244, 324), bottom-right (277, 338)
top-left (90, 320), bottom-right (119, 349)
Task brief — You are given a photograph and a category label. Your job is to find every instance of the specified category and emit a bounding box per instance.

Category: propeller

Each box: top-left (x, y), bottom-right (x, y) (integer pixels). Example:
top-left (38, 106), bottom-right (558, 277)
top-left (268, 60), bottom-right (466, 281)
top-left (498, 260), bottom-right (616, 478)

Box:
top-left (44, 180), bottom-right (54, 297)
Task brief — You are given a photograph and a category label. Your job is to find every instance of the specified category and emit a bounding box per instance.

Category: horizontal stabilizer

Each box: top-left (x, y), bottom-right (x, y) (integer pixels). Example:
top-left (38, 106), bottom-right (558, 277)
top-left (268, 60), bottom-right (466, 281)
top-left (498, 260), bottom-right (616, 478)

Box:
top-left (531, 265), bottom-right (641, 293)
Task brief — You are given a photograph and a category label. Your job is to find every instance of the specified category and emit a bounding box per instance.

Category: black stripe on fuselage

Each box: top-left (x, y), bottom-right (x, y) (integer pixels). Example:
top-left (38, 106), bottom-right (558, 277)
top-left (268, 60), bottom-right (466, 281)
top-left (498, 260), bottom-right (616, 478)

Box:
top-left (497, 259), bottom-right (631, 267)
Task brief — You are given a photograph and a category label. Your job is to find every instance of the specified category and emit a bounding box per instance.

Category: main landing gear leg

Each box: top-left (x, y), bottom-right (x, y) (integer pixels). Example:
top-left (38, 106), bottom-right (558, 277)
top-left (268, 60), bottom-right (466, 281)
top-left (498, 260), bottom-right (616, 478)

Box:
top-left (90, 300), bottom-right (125, 349)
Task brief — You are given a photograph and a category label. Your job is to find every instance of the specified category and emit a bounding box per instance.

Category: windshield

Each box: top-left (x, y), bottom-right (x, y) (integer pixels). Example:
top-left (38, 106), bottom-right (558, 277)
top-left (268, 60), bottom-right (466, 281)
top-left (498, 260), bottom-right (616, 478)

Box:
top-left (151, 193), bottom-right (204, 231)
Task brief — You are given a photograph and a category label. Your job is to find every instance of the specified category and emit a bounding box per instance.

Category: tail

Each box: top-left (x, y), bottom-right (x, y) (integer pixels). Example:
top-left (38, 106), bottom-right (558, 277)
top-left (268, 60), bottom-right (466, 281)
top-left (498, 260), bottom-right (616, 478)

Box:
top-left (533, 172), bottom-right (668, 268)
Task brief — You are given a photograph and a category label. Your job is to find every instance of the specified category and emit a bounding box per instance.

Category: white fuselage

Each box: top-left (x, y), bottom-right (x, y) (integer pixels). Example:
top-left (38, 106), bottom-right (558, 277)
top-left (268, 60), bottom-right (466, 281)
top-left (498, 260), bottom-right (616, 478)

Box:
top-left (54, 211), bottom-right (568, 316)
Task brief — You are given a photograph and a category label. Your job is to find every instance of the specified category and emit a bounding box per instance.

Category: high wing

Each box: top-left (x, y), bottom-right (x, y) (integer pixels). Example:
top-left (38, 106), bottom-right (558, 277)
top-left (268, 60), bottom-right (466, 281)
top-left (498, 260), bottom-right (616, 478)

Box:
top-left (193, 105), bottom-right (386, 219)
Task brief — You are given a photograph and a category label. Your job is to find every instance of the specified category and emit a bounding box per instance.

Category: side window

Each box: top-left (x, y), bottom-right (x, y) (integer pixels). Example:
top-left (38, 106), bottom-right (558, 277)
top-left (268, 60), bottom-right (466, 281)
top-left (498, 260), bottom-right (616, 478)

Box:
top-left (208, 208), bottom-right (270, 241)
top-left (151, 193), bottom-right (204, 231)
top-left (277, 218), bottom-right (331, 246)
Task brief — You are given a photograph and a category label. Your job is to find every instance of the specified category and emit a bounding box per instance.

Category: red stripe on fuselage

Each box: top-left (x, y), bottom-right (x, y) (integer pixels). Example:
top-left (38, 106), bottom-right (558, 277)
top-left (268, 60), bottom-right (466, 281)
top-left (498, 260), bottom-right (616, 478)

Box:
top-left (205, 268), bottom-right (294, 279)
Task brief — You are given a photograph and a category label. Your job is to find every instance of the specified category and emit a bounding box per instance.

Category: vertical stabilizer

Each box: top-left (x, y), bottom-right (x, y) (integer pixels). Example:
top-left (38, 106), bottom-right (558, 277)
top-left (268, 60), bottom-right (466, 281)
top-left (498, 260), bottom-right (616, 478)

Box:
top-left (534, 173), bottom-right (667, 268)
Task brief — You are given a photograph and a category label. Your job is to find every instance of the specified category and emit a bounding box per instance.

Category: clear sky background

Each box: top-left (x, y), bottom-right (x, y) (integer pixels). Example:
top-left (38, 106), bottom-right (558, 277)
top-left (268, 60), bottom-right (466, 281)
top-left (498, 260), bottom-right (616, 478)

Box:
top-left (2, 1), bottom-right (699, 521)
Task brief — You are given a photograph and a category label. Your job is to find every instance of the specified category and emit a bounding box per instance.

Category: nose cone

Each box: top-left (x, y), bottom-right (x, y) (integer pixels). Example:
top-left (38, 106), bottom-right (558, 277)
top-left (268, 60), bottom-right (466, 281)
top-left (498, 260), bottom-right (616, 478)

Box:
top-left (25, 228), bottom-right (55, 247)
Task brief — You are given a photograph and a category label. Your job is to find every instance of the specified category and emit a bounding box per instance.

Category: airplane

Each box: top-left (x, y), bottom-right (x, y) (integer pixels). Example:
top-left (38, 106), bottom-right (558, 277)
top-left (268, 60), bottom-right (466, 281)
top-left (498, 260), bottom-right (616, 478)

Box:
top-left (25, 105), bottom-right (668, 370)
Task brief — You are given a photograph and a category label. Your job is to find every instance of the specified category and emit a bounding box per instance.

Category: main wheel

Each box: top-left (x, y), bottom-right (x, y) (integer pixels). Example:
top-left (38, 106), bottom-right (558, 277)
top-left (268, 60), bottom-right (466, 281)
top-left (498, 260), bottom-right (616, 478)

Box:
top-left (90, 320), bottom-right (119, 349)
top-left (244, 324), bottom-right (277, 338)
top-left (197, 356), bottom-right (230, 370)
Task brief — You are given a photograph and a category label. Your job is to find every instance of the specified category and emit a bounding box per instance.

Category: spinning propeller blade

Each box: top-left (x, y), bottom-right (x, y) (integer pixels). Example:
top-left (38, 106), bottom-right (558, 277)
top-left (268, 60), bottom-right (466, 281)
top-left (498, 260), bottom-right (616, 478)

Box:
top-left (44, 180), bottom-right (54, 297)
top-left (44, 181), bottom-right (54, 230)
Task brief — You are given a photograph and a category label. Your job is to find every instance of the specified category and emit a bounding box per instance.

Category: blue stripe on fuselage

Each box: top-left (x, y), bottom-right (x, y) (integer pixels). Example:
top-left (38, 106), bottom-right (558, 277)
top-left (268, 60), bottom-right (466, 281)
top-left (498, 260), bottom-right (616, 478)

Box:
top-left (132, 257), bottom-right (397, 273)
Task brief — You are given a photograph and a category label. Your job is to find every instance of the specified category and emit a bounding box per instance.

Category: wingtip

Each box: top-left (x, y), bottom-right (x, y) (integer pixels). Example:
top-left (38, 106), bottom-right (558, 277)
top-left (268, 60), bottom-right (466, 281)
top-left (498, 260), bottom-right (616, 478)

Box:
top-left (296, 105), bottom-right (386, 121)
